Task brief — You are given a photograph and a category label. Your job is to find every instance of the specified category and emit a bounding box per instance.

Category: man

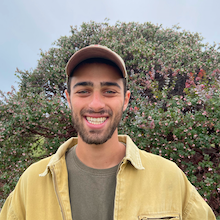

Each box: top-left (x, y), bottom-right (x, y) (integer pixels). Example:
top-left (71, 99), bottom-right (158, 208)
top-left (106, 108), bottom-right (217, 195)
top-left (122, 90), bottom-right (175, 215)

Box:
top-left (0, 45), bottom-right (216, 219)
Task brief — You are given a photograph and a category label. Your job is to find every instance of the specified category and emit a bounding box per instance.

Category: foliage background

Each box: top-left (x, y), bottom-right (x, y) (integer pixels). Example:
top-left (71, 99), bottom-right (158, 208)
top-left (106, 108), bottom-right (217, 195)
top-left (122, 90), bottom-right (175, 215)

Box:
top-left (0, 21), bottom-right (220, 217)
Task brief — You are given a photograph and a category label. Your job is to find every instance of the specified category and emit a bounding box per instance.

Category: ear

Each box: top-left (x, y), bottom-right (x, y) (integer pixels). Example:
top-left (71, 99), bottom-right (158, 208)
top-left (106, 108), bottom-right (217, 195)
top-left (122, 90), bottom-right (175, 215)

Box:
top-left (123, 90), bottom-right (131, 111)
top-left (65, 89), bottom-right (71, 109)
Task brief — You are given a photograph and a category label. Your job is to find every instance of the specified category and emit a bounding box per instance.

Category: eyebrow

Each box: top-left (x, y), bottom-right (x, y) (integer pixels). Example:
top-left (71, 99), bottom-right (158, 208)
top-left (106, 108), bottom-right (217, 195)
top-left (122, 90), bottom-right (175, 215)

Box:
top-left (73, 81), bottom-right (93, 89)
top-left (100, 82), bottom-right (121, 89)
top-left (73, 81), bottom-right (121, 90)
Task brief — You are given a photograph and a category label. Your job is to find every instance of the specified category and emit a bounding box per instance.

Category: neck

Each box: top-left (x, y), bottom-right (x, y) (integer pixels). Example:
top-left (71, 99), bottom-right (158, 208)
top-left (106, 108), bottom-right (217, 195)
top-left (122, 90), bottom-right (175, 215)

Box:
top-left (75, 130), bottom-right (126, 169)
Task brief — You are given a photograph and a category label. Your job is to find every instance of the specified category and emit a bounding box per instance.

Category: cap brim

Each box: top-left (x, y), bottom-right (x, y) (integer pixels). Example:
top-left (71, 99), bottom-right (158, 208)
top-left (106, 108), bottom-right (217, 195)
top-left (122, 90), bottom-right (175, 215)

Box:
top-left (65, 45), bottom-right (127, 78)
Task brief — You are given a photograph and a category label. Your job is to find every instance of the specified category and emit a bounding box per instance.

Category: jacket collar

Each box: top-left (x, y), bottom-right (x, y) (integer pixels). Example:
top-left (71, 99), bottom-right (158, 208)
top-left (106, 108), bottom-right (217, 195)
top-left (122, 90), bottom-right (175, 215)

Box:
top-left (118, 135), bottom-right (144, 170)
top-left (39, 135), bottom-right (144, 177)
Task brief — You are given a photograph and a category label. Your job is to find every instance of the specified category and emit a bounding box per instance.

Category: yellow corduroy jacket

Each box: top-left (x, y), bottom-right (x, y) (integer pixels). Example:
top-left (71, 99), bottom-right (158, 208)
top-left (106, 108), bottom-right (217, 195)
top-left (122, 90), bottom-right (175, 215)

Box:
top-left (0, 135), bottom-right (216, 220)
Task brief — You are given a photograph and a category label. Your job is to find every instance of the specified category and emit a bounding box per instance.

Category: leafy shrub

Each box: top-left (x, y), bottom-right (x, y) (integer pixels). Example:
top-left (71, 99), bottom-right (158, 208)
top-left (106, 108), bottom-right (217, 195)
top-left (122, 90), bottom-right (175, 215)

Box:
top-left (0, 20), bottom-right (219, 216)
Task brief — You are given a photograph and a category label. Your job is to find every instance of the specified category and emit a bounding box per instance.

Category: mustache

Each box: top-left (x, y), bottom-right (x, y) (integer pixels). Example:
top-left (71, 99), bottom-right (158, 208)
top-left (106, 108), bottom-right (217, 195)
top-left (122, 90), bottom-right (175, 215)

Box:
top-left (80, 108), bottom-right (113, 116)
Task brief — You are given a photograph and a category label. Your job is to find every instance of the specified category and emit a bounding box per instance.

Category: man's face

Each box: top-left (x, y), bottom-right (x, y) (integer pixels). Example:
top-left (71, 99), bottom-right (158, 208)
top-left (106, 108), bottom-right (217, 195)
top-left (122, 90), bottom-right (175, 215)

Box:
top-left (65, 62), bottom-right (130, 145)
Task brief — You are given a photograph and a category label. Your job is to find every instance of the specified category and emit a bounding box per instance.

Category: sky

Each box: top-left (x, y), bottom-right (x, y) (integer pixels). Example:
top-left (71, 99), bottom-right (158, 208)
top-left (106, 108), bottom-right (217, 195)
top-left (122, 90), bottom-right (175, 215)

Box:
top-left (1, 0), bottom-right (220, 94)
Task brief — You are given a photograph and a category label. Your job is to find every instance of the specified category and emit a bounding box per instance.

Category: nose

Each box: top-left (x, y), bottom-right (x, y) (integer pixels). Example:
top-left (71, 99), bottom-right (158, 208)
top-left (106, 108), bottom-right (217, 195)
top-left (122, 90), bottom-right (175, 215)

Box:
top-left (88, 91), bottom-right (105, 111)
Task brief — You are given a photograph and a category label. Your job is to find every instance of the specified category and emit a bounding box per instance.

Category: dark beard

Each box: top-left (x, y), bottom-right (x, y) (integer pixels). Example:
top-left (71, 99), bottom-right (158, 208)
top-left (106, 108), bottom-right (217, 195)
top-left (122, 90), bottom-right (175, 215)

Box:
top-left (71, 108), bottom-right (123, 145)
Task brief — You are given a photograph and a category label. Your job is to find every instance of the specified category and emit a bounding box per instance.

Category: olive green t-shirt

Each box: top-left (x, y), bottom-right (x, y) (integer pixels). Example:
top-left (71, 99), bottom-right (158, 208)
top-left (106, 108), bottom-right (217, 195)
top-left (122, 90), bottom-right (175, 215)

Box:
top-left (66, 146), bottom-right (118, 220)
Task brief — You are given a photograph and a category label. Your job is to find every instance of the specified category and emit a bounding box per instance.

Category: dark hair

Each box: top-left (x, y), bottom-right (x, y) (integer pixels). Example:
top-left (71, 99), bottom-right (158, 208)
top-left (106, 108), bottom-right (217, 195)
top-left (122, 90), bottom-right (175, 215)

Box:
top-left (67, 58), bottom-right (127, 96)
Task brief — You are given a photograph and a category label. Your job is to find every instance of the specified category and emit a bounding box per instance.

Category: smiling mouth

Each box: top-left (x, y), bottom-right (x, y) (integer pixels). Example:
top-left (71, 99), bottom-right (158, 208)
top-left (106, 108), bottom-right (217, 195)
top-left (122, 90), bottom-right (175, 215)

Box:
top-left (86, 117), bottom-right (107, 125)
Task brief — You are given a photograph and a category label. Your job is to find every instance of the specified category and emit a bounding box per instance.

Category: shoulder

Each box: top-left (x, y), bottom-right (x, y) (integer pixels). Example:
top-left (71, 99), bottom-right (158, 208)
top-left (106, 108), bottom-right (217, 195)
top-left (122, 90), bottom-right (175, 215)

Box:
top-left (138, 149), bottom-right (187, 182)
top-left (139, 149), bottom-right (178, 169)
top-left (24, 156), bottom-right (52, 176)
top-left (17, 155), bottom-right (54, 187)
top-left (0, 156), bottom-right (54, 219)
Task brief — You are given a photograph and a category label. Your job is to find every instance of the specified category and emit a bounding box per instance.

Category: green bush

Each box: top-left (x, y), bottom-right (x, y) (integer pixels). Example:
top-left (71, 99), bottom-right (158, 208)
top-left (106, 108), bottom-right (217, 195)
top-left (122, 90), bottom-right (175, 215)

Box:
top-left (0, 20), bottom-right (219, 216)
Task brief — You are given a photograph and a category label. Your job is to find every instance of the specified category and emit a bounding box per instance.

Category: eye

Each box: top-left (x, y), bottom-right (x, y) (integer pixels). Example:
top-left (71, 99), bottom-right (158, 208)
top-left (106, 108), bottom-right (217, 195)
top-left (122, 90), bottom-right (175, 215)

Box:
top-left (103, 89), bottom-right (118, 96)
top-left (77, 90), bottom-right (88, 94)
top-left (105, 90), bottom-right (116, 94)
top-left (75, 89), bottom-right (91, 96)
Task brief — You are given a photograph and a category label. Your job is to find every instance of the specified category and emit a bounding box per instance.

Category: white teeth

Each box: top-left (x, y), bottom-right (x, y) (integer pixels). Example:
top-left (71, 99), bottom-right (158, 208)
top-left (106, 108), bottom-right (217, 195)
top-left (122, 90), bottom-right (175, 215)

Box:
top-left (86, 117), bottom-right (107, 124)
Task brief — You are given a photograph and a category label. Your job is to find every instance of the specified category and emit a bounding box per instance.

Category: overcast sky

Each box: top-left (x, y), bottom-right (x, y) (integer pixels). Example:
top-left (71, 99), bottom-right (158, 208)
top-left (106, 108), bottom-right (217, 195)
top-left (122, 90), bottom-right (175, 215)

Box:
top-left (1, 0), bottom-right (220, 93)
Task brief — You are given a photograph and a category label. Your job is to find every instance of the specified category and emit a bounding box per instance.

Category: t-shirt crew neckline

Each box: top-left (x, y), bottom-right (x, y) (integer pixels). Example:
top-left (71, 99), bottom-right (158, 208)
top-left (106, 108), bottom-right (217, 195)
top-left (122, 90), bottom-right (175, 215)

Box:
top-left (69, 145), bottom-right (119, 176)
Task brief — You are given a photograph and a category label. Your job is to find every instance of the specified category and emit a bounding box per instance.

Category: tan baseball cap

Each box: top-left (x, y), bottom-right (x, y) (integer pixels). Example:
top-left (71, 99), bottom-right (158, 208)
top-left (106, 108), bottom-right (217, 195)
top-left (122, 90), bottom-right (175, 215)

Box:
top-left (65, 45), bottom-right (127, 78)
